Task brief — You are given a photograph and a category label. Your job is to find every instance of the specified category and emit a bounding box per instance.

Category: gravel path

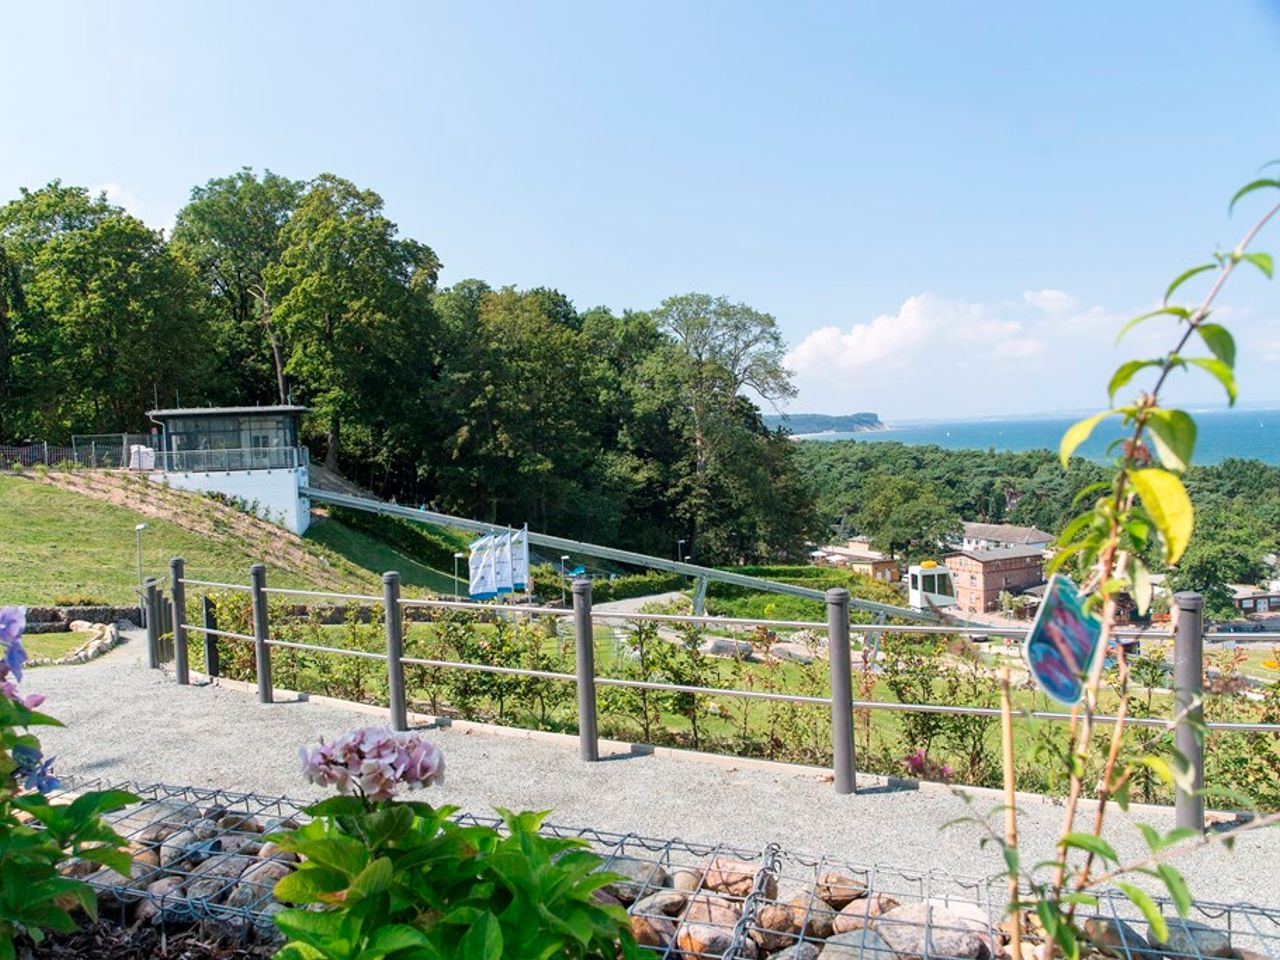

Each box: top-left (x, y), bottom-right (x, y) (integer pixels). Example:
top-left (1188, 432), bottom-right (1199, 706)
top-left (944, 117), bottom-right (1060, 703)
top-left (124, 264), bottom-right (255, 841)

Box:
top-left (30, 634), bottom-right (1280, 907)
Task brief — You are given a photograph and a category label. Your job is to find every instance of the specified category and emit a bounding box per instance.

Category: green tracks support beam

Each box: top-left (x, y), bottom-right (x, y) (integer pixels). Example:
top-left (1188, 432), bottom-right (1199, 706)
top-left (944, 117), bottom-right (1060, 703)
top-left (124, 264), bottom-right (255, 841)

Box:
top-left (303, 486), bottom-right (936, 623)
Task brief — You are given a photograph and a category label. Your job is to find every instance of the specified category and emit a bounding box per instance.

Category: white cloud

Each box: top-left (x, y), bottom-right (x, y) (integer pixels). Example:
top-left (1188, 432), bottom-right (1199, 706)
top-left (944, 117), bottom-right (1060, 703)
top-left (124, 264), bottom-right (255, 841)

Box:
top-left (89, 182), bottom-right (176, 233)
top-left (1023, 288), bottom-right (1079, 314)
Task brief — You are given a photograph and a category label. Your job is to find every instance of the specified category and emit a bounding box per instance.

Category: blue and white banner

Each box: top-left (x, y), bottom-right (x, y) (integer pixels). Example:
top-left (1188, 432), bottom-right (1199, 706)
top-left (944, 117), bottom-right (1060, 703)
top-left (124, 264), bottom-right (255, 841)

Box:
top-left (468, 534), bottom-right (497, 600)
top-left (512, 526), bottom-right (530, 591)
top-left (494, 531), bottom-right (514, 595)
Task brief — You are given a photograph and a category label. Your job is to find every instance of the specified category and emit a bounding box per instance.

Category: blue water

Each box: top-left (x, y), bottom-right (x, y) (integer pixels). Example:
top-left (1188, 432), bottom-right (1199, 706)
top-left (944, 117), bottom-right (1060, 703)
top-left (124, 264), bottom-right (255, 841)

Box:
top-left (798, 407), bottom-right (1280, 465)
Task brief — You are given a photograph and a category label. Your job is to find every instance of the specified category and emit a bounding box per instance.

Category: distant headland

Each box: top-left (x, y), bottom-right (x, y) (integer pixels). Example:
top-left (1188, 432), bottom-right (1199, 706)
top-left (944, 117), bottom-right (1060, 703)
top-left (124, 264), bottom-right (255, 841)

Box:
top-left (763, 412), bottom-right (886, 434)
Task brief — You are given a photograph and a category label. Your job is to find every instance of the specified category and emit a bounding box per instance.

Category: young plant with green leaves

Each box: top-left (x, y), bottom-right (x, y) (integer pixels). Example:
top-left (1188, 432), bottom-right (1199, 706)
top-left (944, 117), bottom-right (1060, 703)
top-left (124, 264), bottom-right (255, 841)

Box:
top-left (982, 171), bottom-right (1280, 957)
top-left (271, 726), bottom-right (637, 960)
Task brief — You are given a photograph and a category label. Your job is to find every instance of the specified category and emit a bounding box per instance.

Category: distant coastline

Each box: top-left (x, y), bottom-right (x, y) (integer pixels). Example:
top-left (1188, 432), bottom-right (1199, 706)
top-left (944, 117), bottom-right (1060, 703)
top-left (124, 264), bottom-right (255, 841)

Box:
top-left (764, 412), bottom-right (885, 435)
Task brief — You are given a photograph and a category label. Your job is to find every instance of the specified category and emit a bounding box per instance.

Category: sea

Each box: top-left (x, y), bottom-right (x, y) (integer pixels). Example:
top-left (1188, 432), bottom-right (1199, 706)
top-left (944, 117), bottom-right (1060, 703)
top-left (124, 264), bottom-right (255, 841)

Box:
top-left (794, 406), bottom-right (1280, 465)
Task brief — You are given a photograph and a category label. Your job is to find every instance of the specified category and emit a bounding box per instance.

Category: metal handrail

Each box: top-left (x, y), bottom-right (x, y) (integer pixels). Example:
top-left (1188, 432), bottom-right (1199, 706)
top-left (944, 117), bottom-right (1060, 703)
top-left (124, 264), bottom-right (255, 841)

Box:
top-left (180, 579), bottom-right (253, 592)
top-left (180, 624), bottom-right (256, 644)
top-left (260, 587), bottom-right (384, 602)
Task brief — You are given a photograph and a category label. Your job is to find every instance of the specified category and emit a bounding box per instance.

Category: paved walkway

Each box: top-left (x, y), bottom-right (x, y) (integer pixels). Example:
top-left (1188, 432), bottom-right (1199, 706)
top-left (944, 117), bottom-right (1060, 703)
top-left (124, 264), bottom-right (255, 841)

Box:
top-left (29, 634), bottom-right (1280, 907)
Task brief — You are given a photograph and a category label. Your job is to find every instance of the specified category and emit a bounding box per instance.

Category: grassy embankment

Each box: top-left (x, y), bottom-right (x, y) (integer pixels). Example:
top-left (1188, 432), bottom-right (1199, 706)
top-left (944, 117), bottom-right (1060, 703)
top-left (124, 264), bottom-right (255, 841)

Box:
top-left (0, 470), bottom-right (461, 614)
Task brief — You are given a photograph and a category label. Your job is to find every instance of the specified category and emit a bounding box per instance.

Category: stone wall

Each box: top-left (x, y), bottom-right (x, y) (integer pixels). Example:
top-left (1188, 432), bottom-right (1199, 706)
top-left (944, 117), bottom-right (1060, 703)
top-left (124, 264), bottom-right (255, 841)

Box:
top-left (23, 605), bottom-right (141, 634)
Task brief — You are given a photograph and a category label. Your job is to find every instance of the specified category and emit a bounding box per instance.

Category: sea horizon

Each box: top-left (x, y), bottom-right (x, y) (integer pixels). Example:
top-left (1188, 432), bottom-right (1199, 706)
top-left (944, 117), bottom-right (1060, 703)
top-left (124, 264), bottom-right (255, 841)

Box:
top-left (792, 404), bottom-right (1280, 465)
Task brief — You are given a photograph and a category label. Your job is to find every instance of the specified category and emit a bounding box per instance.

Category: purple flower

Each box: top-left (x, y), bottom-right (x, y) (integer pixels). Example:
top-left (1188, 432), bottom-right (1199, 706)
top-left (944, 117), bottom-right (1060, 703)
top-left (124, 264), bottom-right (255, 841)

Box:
top-left (13, 744), bottom-right (59, 794)
top-left (0, 606), bottom-right (24, 645)
top-left (3, 638), bottom-right (27, 684)
top-left (1, 681), bottom-right (43, 709)
top-left (299, 727), bottom-right (445, 801)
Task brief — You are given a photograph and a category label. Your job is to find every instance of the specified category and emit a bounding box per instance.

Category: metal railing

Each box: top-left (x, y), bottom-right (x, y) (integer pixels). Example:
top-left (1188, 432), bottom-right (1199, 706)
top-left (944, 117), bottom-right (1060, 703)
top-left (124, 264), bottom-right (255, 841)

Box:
top-left (157, 446), bottom-right (305, 473)
top-left (149, 558), bottom-right (1280, 830)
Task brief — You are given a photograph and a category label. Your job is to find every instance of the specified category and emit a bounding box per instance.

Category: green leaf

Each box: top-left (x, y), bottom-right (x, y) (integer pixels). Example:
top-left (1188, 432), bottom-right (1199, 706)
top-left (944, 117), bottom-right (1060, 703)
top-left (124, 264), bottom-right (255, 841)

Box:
top-left (1229, 178), bottom-right (1280, 214)
top-left (1185, 357), bottom-right (1237, 405)
top-left (460, 913), bottom-right (502, 960)
top-left (1108, 360), bottom-right (1160, 402)
top-left (1164, 264), bottom-right (1217, 304)
top-left (1116, 307), bottom-right (1189, 343)
top-left (1243, 251), bottom-right (1274, 279)
top-left (1059, 831), bottom-right (1119, 863)
top-left (1196, 323), bottom-right (1236, 368)
top-left (292, 836), bottom-right (369, 879)
top-left (1118, 882), bottom-right (1167, 944)
top-left (1130, 557), bottom-right (1152, 616)
top-left (1156, 864), bottom-right (1192, 917)
top-left (1061, 410), bottom-right (1114, 467)
top-left (67, 790), bottom-right (139, 825)
top-left (348, 857), bottom-right (393, 901)
top-left (1129, 468), bottom-right (1194, 564)
top-left (273, 907), bottom-right (344, 945)
top-left (1138, 755), bottom-right (1195, 794)
top-left (273, 867), bottom-right (350, 904)
top-left (1146, 408), bottom-right (1197, 473)
top-left (366, 925), bottom-right (432, 954)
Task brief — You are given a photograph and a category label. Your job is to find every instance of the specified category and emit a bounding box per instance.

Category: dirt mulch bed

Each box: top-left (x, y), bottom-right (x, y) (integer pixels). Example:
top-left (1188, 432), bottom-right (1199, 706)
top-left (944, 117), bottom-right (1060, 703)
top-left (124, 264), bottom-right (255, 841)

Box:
top-left (21, 923), bottom-right (276, 960)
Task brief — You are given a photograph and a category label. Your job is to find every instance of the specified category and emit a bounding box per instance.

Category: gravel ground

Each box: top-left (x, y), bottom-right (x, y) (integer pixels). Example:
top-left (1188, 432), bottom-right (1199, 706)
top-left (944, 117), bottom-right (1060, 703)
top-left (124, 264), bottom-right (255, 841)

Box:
top-left (30, 633), bottom-right (1280, 908)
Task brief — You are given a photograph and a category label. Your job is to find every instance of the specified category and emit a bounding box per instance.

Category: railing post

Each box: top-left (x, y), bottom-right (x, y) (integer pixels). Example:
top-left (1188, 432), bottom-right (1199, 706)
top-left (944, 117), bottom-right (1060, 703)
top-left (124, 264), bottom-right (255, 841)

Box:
top-left (201, 595), bottom-right (220, 678)
top-left (170, 557), bottom-right (189, 685)
top-left (1174, 591), bottom-right (1205, 834)
top-left (144, 577), bottom-right (160, 670)
top-left (250, 563), bottom-right (273, 704)
top-left (827, 587), bottom-right (857, 794)
top-left (572, 578), bottom-right (599, 761)
top-left (384, 571), bottom-right (408, 731)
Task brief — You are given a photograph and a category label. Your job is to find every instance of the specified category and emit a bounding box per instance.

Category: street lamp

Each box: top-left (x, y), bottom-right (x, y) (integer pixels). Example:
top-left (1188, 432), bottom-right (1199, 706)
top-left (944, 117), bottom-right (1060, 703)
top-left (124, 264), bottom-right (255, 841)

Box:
top-left (560, 555), bottom-right (571, 607)
top-left (677, 539), bottom-right (686, 564)
top-left (453, 552), bottom-right (465, 601)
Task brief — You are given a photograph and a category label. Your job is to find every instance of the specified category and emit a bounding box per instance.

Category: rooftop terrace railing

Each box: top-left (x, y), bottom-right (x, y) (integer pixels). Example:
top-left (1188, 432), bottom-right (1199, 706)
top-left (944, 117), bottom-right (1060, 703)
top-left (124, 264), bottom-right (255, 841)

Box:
top-left (147, 557), bottom-right (1280, 832)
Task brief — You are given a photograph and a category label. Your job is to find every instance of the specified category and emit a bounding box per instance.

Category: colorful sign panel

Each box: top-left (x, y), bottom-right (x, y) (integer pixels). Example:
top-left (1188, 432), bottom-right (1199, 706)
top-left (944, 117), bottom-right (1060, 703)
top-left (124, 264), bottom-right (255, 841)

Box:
top-left (1023, 574), bottom-right (1104, 705)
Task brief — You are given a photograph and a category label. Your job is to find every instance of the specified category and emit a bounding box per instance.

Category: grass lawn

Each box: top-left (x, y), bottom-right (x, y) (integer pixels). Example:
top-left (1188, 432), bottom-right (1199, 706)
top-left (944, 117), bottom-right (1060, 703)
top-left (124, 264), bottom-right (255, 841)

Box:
top-left (0, 475), bottom-right (457, 605)
top-left (24, 632), bottom-right (88, 661)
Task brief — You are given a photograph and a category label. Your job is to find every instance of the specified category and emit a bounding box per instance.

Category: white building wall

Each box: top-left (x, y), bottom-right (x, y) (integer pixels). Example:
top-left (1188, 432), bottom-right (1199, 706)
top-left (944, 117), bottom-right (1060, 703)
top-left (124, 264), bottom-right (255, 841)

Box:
top-left (150, 465), bottom-right (311, 534)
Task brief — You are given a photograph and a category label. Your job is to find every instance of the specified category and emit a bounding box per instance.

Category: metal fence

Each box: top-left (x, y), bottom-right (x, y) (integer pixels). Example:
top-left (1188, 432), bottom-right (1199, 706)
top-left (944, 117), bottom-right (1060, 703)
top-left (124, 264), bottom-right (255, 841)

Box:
top-left (1, 440), bottom-right (303, 472)
top-left (62, 777), bottom-right (1280, 957)
top-left (146, 557), bottom-right (1280, 832)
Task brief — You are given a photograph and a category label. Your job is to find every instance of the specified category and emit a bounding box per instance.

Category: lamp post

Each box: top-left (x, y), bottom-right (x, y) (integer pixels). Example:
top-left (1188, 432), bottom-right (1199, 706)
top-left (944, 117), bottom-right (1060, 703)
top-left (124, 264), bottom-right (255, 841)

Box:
top-left (453, 552), bottom-right (465, 601)
top-left (677, 538), bottom-right (686, 564)
top-left (560, 555), bottom-right (571, 607)
top-left (135, 523), bottom-right (149, 626)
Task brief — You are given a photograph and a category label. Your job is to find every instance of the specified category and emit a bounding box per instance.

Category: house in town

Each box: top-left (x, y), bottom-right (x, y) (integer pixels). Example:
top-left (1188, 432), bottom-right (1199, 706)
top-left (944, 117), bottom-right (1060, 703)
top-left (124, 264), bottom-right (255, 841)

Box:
top-left (943, 544), bottom-right (1046, 614)
top-left (1229, 584), bottom-right (1280, 615)
top-left (958, 522), bottom-right (1053, 553)
top-left (811, 543), bottom-right (900, 582)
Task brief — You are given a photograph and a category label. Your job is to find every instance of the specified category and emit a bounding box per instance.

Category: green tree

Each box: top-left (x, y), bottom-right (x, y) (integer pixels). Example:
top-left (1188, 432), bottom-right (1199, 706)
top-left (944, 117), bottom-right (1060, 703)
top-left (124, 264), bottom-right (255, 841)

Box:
top-left (266, 174), bottom-right (439, 471)
top-left (171, 168), bottom-right (304, 404)
top-left (854, 473), bottom-right (961, 560)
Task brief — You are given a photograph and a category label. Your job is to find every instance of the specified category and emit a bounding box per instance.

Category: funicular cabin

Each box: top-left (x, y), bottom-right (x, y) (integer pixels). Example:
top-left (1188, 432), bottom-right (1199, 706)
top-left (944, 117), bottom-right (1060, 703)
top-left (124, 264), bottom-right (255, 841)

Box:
top-left (145, 406), bottom-right (311, 534)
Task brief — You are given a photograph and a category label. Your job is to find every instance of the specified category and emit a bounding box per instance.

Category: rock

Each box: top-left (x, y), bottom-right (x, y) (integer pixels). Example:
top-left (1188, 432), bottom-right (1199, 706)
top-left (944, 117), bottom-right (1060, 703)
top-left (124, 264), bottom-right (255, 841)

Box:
top-left (1149, 920), bottom-right (1233, 960)
top-left (68, 619), bottom-right (94, 631)
top-left (752, 902), bottom-right (803, 952)
top-left (670, 868), bottom-right (703, 892)
top-left (771, 642), bottom-right (815, 664)
top-left (226, 858), bottom-right (294, 909)
top-left (202, 803), bottom-right (229, 821)
top-left (821, 928), bottom-right (898, 960)
top-left (772, 944), bottom-right (822, 960)
top-left (632, 889), bottom-right (688, 917)
top-left (876, 903), bottom-right (984, 959)
top-left (603, 856), bottom-right (668, 903)
top-left (706, 856), bottom-right (778, 899)
top-left (258, 842), bottom-right (299, 863)
top-left (832, 894), bottom-right (899, 934)
top-left (593, 889), bottom-right (624, 907)
top-left (158, 829), bottom-right (202, 869)
top-left (185, 853), bottom-right (250, 903)
top-left (189, 817), bottom-right (221, 840)
top-left (221, 834), bottom-right (262, 856)
top-left (136, 876), bottom-right (186, 923)
top-left (1085, 918), bottom-right (1162, 960)
top-left (631, 914), bottom-right (677, 948)
top-left (699, 637), bottom-right (755, 658)
top-left (219, 812), bottom-right (262, 833)
top-left (677, 923), bottom-right (738, 957)
top-left (262, 816), bottom-right (302, 836)
top-left (816, 871), bottom-right (867, 908)
top-left (129, 839), bottom-right (162, 871)
top-left (684, 893), bottom-right (741, 928)
top-left (785, 894), bottom-right (840, 939)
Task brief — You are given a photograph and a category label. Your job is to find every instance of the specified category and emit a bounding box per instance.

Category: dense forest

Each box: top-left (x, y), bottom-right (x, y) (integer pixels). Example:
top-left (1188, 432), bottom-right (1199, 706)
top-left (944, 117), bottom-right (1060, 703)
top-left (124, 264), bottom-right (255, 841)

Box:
top-left (799, 441), bottom-right (1280, 616)
top-left (0, 171), bottom-right (817, 564)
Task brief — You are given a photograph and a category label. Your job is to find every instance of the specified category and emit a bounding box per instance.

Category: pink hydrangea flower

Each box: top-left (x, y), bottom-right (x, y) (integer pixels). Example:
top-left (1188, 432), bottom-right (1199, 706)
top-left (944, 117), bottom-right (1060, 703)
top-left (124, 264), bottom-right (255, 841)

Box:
top-left (299, 727), bottom-right (445, 801)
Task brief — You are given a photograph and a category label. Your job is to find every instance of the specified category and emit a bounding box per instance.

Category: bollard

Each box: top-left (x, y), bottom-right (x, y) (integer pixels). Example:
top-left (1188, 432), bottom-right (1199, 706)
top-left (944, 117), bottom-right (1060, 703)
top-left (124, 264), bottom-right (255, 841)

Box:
top-left (827, 587), bottom-right (857, 794)
top-left (572, 578), bottom-right (599, 761)
top-left (250, 563), bottom-right (273, 703)
top-left (1173, 591), bottom-right (1205, 833)
top-left (202, 595), bottom-right (220, 678)
top-left (170, 558), bottom-right (189, 685)
top-left (384, 571), bottom-right (408, 731)
top-left (144, 578), bottom-right (160, 670)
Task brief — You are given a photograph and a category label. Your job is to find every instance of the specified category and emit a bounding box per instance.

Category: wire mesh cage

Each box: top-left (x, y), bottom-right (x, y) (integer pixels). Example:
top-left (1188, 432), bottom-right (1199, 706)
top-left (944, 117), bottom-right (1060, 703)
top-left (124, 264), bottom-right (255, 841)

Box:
top-left (53, 780), bottom-right (1280, 958)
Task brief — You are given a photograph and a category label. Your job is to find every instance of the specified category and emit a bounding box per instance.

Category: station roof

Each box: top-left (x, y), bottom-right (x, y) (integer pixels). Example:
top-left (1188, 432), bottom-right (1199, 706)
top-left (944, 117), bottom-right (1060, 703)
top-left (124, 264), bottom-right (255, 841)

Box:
top-left (148, 405), bottom-right (309, 418)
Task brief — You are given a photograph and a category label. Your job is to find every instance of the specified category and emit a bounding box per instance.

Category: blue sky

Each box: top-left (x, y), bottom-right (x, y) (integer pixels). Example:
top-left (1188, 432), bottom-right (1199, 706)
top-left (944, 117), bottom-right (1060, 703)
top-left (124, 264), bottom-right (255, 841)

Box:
top-left (6, 1), bottom-right (1280, 419)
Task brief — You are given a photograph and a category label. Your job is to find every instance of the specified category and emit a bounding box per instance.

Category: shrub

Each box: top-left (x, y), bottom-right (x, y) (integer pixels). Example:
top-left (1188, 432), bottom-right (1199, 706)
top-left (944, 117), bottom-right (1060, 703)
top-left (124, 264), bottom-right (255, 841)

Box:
top-left (271, 728), bottom-right (637, 960)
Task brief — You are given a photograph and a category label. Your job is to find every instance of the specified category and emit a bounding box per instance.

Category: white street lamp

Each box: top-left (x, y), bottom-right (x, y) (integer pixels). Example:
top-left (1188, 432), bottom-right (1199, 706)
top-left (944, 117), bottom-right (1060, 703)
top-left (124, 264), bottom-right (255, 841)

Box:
top-left (560, 555), bottom-right (571, 607)
top-left (453, 552), bottom-right (465, 601)
top-left (677, 538), bottom-right (686, 564)
top-left (135, 523), bottom-right (149, 626)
